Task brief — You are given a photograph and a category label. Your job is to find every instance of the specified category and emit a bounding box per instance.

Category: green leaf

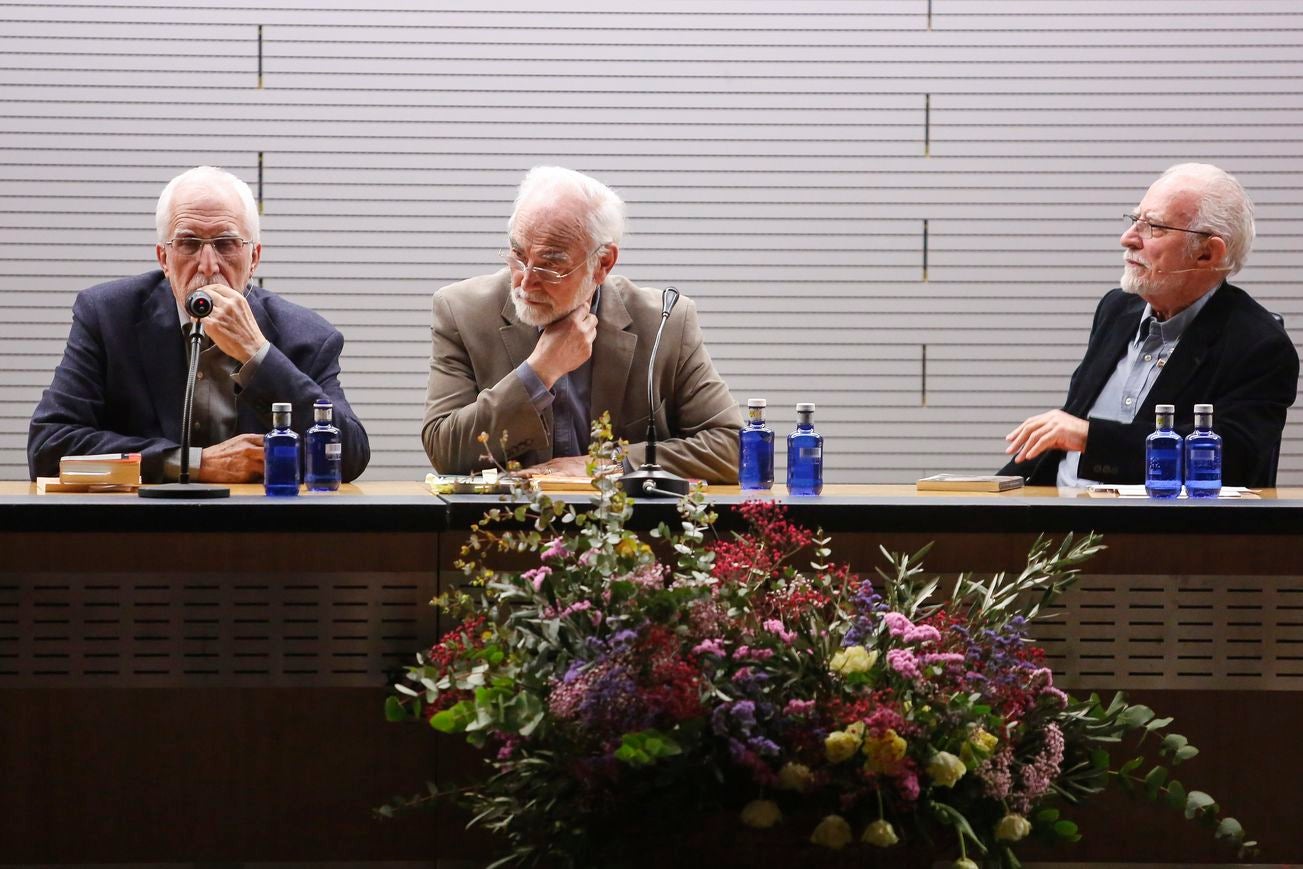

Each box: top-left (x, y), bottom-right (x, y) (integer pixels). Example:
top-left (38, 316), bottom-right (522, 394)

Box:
top-left (1161, 732), bottom-right (1188, 754)
top-left (1215, 817), bottom-right (1244, 842)
top-left (1144, 765), bottom-right (1168, 799)
top-left (1144, 715), bottom-right (1174, 731)
top-left (1117, 704), bottom-right (1155, 729)
top-left (1053, 819), bottom-right (1079, 839)
top-left (1184, 790), bottom-right (1216, 820)
top-left (1174, 744), bottom-right (1200, 763)
top-left (384, 695), bottom-right (411, 722)
top-left (1165, 779), bottom-right (1186, 810)
top-left (1118, 755), bottom-right (1144, 776)
top-left (1089, 749), bottom-right (1110, 771)
top-left (1035, 807), bottom-right (1060, 824)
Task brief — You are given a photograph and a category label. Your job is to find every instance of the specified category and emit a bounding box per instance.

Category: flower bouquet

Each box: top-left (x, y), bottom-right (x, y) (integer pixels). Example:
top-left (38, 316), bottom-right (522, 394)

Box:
top-left (383, 420), bottom-right (1255, 868)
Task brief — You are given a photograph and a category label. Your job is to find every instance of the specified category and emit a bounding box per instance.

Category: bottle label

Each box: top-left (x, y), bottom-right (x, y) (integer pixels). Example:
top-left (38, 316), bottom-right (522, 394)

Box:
top-left (1189, 448), bottom-right (1217, 464)
top-left (325, 443), bottom-right (342, 460)
top-left (799, 447), bottom-right (822, 459)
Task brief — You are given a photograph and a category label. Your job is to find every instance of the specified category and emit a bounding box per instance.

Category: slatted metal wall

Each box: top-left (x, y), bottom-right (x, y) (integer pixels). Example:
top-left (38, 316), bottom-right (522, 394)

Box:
top-left (2, 0), bottom-right (1300, 483)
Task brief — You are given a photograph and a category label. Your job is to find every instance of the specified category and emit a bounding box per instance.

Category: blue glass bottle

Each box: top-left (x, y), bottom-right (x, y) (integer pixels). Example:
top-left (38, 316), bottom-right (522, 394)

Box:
top-left (305, 398), bottom-right (342, 492)
top-left (1185, 403), bottom-right (1222, 498)
top-left (263, 402), bottom-right (300, 496)
top-left (786, 402), bottom-right (823, 496)
top-left (1145, 403), bottom-right (1183, 499)
top-left (738, 398), bottom-right (774, 490)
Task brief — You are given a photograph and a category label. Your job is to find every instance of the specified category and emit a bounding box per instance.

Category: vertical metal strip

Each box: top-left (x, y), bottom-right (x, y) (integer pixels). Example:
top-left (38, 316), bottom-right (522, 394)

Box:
top-left (257, 25), bottom-right (264, 89)
top-left (922, 218), bottom-right (929, 282)
top-left (924, 93), bottom-right (931, 157)
top-left (921, 344), bottom-right (928, 407)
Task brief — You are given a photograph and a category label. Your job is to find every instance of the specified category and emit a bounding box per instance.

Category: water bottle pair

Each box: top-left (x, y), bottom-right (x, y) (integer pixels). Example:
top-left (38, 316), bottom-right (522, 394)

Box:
top-left (738, 399), bottom-right (823, 495)
top-left (264, 399), bottom-right (343, 496)
top-left (1145, 403), bottom-right (1222, 498)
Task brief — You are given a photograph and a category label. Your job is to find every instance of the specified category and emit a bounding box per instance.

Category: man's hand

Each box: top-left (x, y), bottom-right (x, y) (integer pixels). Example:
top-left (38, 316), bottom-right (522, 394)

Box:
top-left (197, 433), bottom-right (264, 482)
top-left (517, 455), bottom-right (592, 478)
top-left (1005, 410), bottom-right (1089, 463)
top-left (196, 283), bottom-right (267, 364)
top-left (525, 306), bottom-right (598, 389)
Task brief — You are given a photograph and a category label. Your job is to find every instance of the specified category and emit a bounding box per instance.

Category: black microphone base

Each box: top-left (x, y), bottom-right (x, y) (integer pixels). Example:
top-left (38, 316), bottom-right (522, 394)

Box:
top-left (617, 465), bottom-right (691, 498)
top-left (138, 483), bottom-right (231, 499)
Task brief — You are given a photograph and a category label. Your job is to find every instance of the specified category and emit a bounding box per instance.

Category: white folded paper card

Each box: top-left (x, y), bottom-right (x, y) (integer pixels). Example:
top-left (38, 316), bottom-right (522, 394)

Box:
top-left (1086, 484), bottom-right (1255, 499)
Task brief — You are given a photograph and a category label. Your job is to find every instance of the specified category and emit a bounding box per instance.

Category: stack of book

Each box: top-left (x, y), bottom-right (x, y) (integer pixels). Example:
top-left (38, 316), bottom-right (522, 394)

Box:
top-left (36, 453), bottom-right (142, 493)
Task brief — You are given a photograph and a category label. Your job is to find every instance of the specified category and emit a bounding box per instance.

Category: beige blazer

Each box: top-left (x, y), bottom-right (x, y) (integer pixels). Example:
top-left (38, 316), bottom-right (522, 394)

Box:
top-left (421, 270), bottom-right (742, 482)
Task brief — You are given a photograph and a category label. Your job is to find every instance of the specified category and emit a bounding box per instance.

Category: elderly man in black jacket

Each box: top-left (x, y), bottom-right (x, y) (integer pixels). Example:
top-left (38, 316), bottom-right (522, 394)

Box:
top-left (1002, 163), bottom-right (1297, 488)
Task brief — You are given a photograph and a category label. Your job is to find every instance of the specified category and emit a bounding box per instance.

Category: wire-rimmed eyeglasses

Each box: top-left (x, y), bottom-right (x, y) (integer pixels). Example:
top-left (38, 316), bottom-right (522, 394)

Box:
top-left (1123, 213), bottom-right (1215, 240)
top-left (499, 246), bottom-right (603, 284)
top-left (165, 236), bottom-right (254, 258)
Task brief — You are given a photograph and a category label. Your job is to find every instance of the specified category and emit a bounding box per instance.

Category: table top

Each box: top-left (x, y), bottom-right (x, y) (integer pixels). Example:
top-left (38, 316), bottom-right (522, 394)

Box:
top-left (3, 480), bottom-right (1302, 534)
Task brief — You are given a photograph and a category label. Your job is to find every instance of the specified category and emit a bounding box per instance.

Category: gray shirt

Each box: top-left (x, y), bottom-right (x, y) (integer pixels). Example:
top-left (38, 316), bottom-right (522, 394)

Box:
top-left (512, 286), bottom-right (601, 461)
top-left (165, 301), bottom-right (270, 480)
top-left (1058, 286), bottom-right (1219, 487)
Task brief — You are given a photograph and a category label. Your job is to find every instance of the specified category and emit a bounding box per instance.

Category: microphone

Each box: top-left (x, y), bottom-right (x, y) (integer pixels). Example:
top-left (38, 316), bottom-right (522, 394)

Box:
top-left (1151, 266), bottom-right (1234, 274)
top-left (137, 288), bottom-right (230, 499)
top-left (185, 289), bottom-right (214, 319)
top-left (618, 286), bottom-right (691, 499)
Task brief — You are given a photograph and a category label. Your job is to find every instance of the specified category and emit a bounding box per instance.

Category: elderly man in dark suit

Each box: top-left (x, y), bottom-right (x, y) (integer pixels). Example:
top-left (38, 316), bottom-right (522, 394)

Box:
top-left (28, 166), bottom-right (369, 483)
top-left (422, 166), bottom-right (741, 482)
top-left (1001, 163), bottom-right (1297, 488)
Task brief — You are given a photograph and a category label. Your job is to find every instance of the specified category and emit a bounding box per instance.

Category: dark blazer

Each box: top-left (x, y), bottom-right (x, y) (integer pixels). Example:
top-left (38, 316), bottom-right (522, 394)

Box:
top-left (28, 270), bottom-right (370, 483)
top-left (1000, 283), bottom-right (1298, 487)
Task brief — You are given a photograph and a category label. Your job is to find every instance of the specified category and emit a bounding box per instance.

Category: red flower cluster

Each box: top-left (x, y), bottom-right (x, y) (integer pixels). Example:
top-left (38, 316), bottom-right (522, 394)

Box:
top-left (710, 500), bottom-right (815, 584)
top-left (636, 625), bottom-right (706, 723)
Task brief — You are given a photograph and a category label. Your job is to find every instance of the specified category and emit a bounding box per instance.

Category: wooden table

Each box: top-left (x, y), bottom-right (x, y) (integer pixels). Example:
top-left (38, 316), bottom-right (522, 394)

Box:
top-left (3, 482), bottom-right (1301, 863)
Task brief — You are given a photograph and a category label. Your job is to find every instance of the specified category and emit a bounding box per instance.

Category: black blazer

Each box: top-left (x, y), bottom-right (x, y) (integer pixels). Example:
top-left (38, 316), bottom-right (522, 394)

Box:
top-left (1000, 283), bottom-right (1298, 487)
top-left (28, 270), bottom-right (370, 483)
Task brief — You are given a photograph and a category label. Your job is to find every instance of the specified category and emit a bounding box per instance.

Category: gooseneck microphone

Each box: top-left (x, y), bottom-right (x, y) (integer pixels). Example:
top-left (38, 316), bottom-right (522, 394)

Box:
top-left (185, 289), bottom-right (214, 318)
top-left (617, 286), bottom-right (691, 498)
top-left (139, 288), bottom-right (230, 499)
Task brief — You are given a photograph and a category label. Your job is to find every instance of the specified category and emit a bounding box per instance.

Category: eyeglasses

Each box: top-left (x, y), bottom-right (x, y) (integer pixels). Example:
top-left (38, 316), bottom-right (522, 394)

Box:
top-left (166, 236), bottom-right (253, 257)
top-left (1123, 213), bottom-right (1215, 239)
top-left (499, 246), bottom-right (603, 284)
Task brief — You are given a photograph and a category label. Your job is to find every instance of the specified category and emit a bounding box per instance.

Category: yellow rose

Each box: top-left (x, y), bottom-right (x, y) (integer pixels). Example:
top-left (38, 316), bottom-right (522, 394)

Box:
top-left (970, 728), bottom-right (998, 754)
top-left (995, 812), bottom-right (1032, 842)
top-left (863, 728), bottom-right (908, 774)
top-left (861, 818), bottom-right (899, 847)
top-left (739, 799), bottom-right (782, 829)
top-left (829, 645), bottom-right (879, 675)
top-left (810, 814), bottom-right (853, 850)
top-left (824, 729), bottom-right (861, 764)
top-left (777, 762), bottom-right (814, 793)
top-left (845, 720), bottom-right (865, 740)
top-left (927, 751), bottom-right (967, 788)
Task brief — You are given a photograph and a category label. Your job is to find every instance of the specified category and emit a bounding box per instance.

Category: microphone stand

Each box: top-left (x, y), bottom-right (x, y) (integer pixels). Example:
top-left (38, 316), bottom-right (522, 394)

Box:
top-left (618, 287), bottom-right (691, 498)
top-left (139, 293), bottom-right (231, 499)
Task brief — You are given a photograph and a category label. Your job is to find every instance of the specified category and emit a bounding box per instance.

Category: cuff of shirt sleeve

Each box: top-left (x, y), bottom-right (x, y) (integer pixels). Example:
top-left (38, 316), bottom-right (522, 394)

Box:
top-left (162, 446), bottom-right (204, 482)
top-left (232, 340), bottom-right (272, 387)
top-left (514, 361), bottom-right (556, 413)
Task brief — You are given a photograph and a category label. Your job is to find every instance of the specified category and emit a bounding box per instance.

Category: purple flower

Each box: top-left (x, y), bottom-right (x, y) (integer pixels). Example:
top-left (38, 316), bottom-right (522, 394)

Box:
top-left (540, 537), bottom-right (568, 562)
top-left (887, 648), bottom-right (921, 679)
top-left (763, 618), bottom-right (796, 644)
top-left (692, 638), bottom-right (727, 658)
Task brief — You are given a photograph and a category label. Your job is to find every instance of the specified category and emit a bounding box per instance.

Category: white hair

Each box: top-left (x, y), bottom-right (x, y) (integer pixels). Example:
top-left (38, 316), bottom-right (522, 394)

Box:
top-left (1159, 162), bottom-right (1255, 276)
top-left (507, 165), bottom-right (626, 249)
top-left (155, 166), bottom-right (261, 243)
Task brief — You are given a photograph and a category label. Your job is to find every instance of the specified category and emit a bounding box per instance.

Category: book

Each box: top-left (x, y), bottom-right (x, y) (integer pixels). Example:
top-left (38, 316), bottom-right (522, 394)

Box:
top-left (37, 476), bottom-right (138, 494)
top-left (59, 452), bottom-right (142, 488)
top-left (916, 474), bottom-right (1024, 493)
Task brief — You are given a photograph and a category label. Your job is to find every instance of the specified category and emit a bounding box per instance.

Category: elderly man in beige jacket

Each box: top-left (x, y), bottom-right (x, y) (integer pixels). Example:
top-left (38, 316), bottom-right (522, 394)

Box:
top-left (421, 166), bottom-right (742, 482)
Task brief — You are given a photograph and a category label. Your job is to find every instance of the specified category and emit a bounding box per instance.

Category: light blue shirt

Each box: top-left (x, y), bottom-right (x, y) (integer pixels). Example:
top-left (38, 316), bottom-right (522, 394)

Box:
top-left (1057, 286), bottom-right (1219, 487)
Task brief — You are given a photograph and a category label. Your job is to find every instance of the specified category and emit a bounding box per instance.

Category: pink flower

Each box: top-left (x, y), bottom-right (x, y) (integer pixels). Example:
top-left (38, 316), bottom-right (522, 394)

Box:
top-left (763, 618), bottom-right (796, 644)
top-left (903, 624), bottom-right (941, 644)
top-left (540, 537), bottom-right (567, 562)
top-left (897, 768), bottom-right (921, 801)
top-left (784, 698), bottom-right (817, 717)
top-left (558, 600), bottom-right (592, 619)
top-left (886, 648), bottom-right (921, 678)
top-left (521, 565), bottom-right (552, 591)
top-left (882, 612), bottom-right (913, 637)
top-left (693, 638), bottom-right (727, 657)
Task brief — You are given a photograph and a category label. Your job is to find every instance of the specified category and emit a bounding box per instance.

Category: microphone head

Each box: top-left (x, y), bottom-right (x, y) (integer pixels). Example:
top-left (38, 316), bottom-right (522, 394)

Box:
top-left (661, 286), bottom-right (680, 317)
top-left (185, 289), bottom-right (213, 319)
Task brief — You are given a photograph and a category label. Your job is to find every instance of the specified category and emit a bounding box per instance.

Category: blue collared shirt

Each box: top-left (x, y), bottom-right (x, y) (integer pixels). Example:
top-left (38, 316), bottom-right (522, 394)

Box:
top-left (513, 286), bottom-right (602, 459)
top-left (1057, 285), bottom-right (1219, 487)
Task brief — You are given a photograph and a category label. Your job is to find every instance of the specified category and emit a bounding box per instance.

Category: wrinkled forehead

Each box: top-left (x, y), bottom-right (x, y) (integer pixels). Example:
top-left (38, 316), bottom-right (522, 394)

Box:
top-left (1138, 175), bottom-right (1201, 224)
top-left (166, 183), bottom-right (250, 235)
top-left (509, 195), bottom-right (591, 257)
